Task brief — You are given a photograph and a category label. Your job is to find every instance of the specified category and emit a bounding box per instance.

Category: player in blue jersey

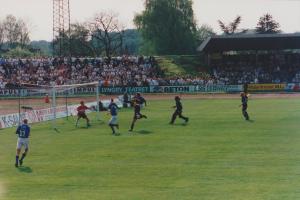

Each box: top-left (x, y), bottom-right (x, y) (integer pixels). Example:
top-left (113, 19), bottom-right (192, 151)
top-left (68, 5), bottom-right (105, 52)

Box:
top-left (15, 119), bottom-right (30, 168)
top-left (108, 99), bottom-right (119, 135)
top-left (170, 96), bottom-right (189, 124)
top-left (240, 92), bottom-right (250, 120)
top-left (129, 96), bottom-right (148, 132)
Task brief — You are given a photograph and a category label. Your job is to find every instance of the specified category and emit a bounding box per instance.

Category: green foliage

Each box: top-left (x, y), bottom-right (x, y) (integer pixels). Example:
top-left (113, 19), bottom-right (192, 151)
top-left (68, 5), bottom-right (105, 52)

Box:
top-left (69, 23), bottom-right (96, 57)
top-left (52, 23), bottom-right (96, 57)
top-left (30, 40), bottom-right (52, 56)
top-left (156, 56), bottom-right (186, 76)
top-left (52, 32), bottom-right (70, 56)
top-left (52, 26), bottom-right (141, 57)
top-left (156, 55), bottom-right (209, 77)
top-left (3, 47), bottom-right (34, 58)
top-left (138, 39), bottom-right (156, 55)
top-left (122, 29), bottom-right (142, 55)
top-left (1, 98), bottom-right (300, 200)
top-left (134, 0), bottom-right (198, 55)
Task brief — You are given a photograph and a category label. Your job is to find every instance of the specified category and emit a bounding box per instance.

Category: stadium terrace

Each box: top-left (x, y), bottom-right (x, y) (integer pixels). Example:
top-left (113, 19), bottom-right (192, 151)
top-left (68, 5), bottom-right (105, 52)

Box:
top-left (198, 33), bottom-right (300, 84)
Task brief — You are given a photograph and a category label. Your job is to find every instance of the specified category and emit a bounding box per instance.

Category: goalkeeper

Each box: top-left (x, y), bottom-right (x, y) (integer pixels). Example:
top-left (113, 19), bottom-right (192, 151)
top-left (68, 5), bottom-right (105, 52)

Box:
top-left (76, 101), bottom-right (91, 127)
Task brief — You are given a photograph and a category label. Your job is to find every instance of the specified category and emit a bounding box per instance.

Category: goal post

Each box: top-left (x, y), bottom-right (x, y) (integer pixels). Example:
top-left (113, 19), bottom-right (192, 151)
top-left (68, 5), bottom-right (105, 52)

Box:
top-left (17, 85), bottom-right (53, 127)
top-left (50, 81), bottom-right (100, 130)
top-left (17, 81), bottom-right (100, 131)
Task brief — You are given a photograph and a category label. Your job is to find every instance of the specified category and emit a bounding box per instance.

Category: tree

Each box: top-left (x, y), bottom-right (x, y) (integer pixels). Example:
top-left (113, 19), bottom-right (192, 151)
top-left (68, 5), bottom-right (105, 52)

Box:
top-left (3, 15), bottom-right (20, 48)
top-left (218, 16), bottom-right (242, 35)
top-left (256, 14), bottom-right (280, 34)
top-left (122, 29), bottom-right (141, 55)
top-left (88, 12), bottom-right (124, 58)
top-left (52, 31), bottom-right (70, 56)
top-left (134, 0), bottom-right (198, 55)
top-left (197, 24), bottom-right (216, 44)
top-left (0, 21), bottom-right (5, 51)
top-left (17, 20), bottom-right (30, 48)
top-left (1, 15), bottom-right (30, 49)
top-left (69, 23), bottom-right (95, 56)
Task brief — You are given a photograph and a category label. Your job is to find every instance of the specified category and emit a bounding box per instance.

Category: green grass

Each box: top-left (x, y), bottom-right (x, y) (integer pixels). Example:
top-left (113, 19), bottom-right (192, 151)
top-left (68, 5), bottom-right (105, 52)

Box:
top-left (1, 99), bottom-right (300, 200)
top-left (156, 55), bottom-right (209, 77)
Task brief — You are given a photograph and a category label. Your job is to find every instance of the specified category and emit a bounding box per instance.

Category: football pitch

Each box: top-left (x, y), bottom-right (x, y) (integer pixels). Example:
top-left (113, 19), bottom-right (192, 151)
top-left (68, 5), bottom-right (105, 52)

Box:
top-left (0, 98), bottom-right (300, 200)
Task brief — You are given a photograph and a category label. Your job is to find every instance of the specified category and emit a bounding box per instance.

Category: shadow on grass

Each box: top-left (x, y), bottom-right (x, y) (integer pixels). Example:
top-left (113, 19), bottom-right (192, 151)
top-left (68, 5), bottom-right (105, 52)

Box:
top-left (171, 123), bottom-right (188, 126)
top-left (18, 166), bottom-right (33, 173)
top-left (94, 120), bottom-right (105, 125)
top-left (247, 119), bottom-right (255, 123)
top-left (137, 130), bottom-right (153, 135)
top-left (54, 128), bottom-right (60, 133)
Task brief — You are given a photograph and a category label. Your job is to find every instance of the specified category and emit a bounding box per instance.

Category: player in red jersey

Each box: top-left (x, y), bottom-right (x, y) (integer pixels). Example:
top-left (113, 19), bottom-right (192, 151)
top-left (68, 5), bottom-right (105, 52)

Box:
top-left (44, 94), bottom-right (50, 104)
top-left (76, 101), bottom-right (91, 127)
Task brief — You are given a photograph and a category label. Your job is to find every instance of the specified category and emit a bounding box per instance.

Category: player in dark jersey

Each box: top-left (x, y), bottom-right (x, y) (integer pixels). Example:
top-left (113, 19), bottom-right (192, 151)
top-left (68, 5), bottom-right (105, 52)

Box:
top-left (15, 119), bottom-right (30, 167)
top-left (240, 92), bottom-right (250, 120)
top-left (76, 101), bottom-right (91, 127)
top-left (129, 93), bottom-right (147, 131)
top-left (134, 93), bottom-right (147, 107)
top-left (108, 99), bottom-right (119, 135)
top-left (170, 96), bottom-right (189, 124)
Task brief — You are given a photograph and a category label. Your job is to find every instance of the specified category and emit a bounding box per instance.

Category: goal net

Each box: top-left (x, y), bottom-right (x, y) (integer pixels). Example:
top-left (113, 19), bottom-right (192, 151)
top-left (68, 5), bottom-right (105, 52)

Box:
top-left (16, 81), bottom-right (100, 130)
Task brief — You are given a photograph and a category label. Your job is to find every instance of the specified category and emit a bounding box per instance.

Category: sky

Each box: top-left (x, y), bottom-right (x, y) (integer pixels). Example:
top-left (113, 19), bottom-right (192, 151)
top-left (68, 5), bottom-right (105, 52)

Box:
top-left (0, 0), bottom-right (299, 41)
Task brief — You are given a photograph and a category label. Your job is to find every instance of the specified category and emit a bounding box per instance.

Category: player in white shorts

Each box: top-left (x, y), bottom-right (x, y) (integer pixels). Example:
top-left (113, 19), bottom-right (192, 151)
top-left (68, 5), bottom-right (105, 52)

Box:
top-left (108, 99), bottom-right (119, 135)
top-left (15, 119), bottom-right (30, 168)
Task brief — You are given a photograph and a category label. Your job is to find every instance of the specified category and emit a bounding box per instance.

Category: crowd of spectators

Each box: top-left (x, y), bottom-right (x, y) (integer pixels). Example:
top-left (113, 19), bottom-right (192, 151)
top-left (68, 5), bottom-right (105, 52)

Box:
top-left (1, 53), bottom-right (300, 89)
top-left (0, 56), bottom-right (163, 88)
top-left (146, 75), bottom-right (215, 86)
top-left (211, 53), bottom-right (300, 85)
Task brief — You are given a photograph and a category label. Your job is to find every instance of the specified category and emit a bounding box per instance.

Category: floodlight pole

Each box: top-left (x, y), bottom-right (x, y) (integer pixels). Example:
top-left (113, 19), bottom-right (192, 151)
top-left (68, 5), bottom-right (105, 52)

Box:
top-left (53, 0), bottom-right (71, 56)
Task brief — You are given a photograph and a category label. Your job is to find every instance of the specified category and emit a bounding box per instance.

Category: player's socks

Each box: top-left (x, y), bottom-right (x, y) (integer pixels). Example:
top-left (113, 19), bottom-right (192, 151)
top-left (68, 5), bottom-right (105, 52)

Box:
top-left (243, 112), bottom-right (249, 120)
top-left (109, 125), bottom-right (115, 134)
top-left (20, 153), bottom-right (26, 165)
top-left (116, 124), bottom-right (119, 129)
top-left (170, 114), bottom-right (177, 124)
top-left (130, 123), bottom-right (134, 131)
top-left (15, 156), bottom-right (19, 167)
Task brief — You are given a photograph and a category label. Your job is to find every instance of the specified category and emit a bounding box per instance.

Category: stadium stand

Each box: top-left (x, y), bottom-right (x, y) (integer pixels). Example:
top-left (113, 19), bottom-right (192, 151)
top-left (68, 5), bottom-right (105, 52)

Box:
top-left (211, 53), bottom-right (300, 84)
top-left (0, 56), bottom-right (162, 88)
top-left (0, 56), bottom-right (217, 88)
top-left (1, 33), bottom-right (300, 88)
top-left (199, 33), bottom-right (300, 84)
